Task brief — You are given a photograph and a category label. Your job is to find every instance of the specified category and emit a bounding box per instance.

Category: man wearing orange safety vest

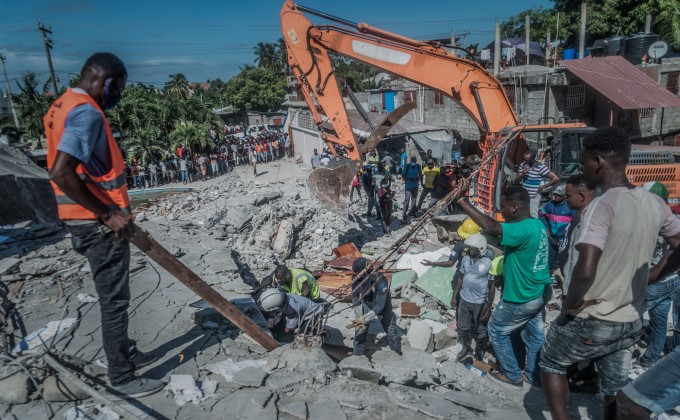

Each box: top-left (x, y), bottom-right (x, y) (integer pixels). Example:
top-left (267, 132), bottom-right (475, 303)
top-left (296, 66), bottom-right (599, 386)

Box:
top-left (45, 53), bottom-right (163, 398)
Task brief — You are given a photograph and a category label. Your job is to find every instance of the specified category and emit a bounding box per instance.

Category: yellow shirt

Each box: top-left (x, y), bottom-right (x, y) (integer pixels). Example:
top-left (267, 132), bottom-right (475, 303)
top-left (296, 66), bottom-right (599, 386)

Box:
top-left (422, 166), bottom-right (440, 188)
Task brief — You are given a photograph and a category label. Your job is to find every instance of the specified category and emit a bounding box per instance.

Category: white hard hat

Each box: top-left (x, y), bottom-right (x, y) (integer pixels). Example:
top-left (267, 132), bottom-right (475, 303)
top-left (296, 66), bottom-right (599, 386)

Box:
top-left (464, 233), bottom-right (488, 255)
top-left (257, 288), bottom-right (286, 312)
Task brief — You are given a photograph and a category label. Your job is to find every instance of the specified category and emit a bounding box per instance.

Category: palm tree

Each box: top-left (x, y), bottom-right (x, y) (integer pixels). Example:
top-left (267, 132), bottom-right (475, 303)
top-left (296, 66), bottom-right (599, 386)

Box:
top-left (16, 72), bottom-right (40, 101)
top-left (170, 120), bottom-right (211, 156)
top-left (239, 63), bottom-right (256, 72)
top-left (123, 127), bottom-right (164, 166)
top-left (15, 71), bottom-right (49, 147)
top-left (164, 73), bottom-right (193, 100)
top-left (253, 42), bottom-right (281, 73)
top-left (277, 37), bottom-right (290, 74)
top-left (657, 0), bottom-right (680, 49)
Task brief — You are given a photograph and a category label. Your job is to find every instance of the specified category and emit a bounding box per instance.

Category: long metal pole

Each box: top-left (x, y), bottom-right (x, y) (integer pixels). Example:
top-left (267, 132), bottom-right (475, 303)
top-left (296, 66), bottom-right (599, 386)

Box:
top-left (493, 22), bottom-right (501, 76)
top-left (128, 224), bottom-right (279, 351)
top-left (0, 55), bottom-right (20, 128)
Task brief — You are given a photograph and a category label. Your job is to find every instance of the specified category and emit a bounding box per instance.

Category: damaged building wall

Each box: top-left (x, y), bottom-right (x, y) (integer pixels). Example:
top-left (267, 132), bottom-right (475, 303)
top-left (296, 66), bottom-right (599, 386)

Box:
top-left (0, 144), bottom-right (58, 225)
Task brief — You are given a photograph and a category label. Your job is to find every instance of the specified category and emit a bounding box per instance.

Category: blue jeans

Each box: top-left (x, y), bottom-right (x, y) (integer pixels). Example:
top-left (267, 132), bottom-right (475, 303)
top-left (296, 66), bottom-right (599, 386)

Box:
top-left (451, 150), bottom-right (461, 164)
top-left (621, 346), bottom-right (680, 414)
top-left (488, 286), bottom-right (551, 383)
top-left (642, 274), bottom-right (680, 364)
top-left (180, 170), bottom-right (188, 183)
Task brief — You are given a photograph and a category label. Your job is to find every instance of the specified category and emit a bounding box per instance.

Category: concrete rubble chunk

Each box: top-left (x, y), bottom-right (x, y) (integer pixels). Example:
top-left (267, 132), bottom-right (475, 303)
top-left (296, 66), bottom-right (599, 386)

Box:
top-left (388, 383), bottom-right (475, 419)
top-left (439, 390), bottom-right (489, 412)
top-left (407, 319), bottom-right (434, 352)
top-left (202, 250), bottom-right (239, 274)
top-left (308, 400), bottom-right (346, 420)
top-left (212, 388), bottom-right (278, 420)
top-left (338, 355), bottom-right (381, 383)
top-left (251, 387), bottom-right (274, 408)
top-left (423, 319), bottom-right (456, 350)
top-left (0, 366), bottom-right (31, 404)
top-left (371, 348), bottom-right (438, 386)
top-left (42, 374), bottom-right (90, 402)
top-left (273, 219), bottom-right (295, 260)
top-left (0, 257), bottom-right (20, 275)
top-left (262, 343), bottom-right (336, 375)
top-left (390, 269), bottom-right (417, 292)
top-left (165, 374), bottom-right (204, 406)
top-left (280, 401), bottom-right (308, 419)
top-left (232, 366), bottom-right (268, 387)
top-left (226, 207), bottom-right (253, 231)
top-left (255, 191), bottom-right (282, 206)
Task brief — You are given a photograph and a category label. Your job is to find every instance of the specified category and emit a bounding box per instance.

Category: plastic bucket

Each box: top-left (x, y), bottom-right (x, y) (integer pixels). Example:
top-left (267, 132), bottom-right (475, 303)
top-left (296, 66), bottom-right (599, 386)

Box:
top-left (563, 49), bottom-right (575, 60)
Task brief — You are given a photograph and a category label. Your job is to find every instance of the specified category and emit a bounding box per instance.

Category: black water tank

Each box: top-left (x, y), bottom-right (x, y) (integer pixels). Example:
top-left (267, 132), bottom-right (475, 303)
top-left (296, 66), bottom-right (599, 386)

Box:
top-left (590, 39), bottom-right (605, 57)
top-left (604, 36), bottom-right (624, 56)
top-left (622, 33), bottom-right (659, 64)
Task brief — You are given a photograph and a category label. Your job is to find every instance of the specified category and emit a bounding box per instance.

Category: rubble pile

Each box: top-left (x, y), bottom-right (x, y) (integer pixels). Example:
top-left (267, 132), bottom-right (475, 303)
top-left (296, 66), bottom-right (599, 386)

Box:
top-left (0, 161), bottom-right (603, 419)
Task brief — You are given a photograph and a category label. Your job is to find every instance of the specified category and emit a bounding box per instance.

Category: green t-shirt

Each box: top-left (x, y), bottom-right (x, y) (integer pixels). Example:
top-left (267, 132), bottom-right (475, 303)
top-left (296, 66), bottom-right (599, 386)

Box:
top-left (500, 218), bottom-right (551, 303)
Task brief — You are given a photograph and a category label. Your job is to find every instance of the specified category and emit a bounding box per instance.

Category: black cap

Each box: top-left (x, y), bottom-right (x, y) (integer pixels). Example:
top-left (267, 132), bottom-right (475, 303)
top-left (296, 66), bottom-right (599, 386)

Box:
top-left (352, 257), bottom-right (368, 273)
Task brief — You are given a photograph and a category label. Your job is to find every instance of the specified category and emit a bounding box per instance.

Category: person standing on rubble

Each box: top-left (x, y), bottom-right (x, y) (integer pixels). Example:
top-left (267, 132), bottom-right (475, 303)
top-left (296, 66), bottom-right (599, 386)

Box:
top-left (539, 128), bottom-right (680, 420)
top-left (516, 149), bottom-right (560, 218)
top-left (538, 184), bottom-right (576, 280)
top-left (401, 156), bottom-right (422, 221)
top-left (455, 182), bottom-right (552, 390)
top-left (45, 53), bottom-right (163, 398)
top-left (451, 234), bottom-right (495, 362)
top-left (349, 258), bottom-right (401, 356)
top-left (416, 159), bottom-right (440, 213)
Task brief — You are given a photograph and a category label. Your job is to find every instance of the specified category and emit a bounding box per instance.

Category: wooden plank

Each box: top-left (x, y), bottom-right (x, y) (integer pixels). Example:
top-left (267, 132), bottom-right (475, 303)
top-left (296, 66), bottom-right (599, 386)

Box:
top-left (129, 224), bottom-right (278, 351)
top-left (332, 243), bottom-right (362, 258)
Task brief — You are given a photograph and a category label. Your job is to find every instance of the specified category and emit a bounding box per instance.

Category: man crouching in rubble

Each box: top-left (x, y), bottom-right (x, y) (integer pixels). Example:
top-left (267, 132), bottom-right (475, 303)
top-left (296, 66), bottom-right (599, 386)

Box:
top-left (45, 53), bottom-right (163, 398)
top-left (349, 258), bottom-right (401, 356)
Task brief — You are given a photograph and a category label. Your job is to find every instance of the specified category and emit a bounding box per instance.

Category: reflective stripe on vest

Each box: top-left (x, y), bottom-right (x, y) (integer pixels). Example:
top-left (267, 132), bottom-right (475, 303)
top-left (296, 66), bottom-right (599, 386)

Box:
top-left (44, 89), bottom-right (130, 220)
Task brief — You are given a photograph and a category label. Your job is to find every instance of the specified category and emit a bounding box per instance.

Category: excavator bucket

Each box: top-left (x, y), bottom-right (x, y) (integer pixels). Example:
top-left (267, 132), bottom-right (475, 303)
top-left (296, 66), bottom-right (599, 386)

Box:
top-left (308, 158), bottom-right (359, 213)
top-left (308, 102), bottom-right (418, 212)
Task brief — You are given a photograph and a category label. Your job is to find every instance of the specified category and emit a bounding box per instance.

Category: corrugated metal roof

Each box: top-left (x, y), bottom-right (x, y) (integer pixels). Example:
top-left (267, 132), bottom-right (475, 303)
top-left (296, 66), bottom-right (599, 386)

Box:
top-left (560, 56), bottom-right (680, 110)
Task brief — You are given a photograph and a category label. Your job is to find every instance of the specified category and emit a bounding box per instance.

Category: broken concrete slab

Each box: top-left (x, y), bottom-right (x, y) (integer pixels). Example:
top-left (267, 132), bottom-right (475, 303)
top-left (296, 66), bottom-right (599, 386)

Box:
top-left (165, 374), bottom-right (204, 406)
top-left (280, 401), bottom-right (307, 419)
top-left (202, 250), bottom-right (240, 274)
top-left (225, 207), bottom-right (254, 231)
top-left (251, 387), bottom-right (274, 409)
top-left (338, 355), bottom-right (381, 383)
top-left (42, 374), bottom-right (90, 402)
top-left (370, 348), bottom-right (438, 386)
top-left (423, 319), bottom-right (456, 350)
top-left (439, 389), bottom-right (490, 412)
top-left (255, 191), bottom-right (282, 206)
top-left (0, 366), bottom-right (31, 404)
top-left (308, 400), bottom-right (347, 420)
top-left (262, 343), bottom-right (336, 375)
top-left (232, 366), bottom-right (268, 387)
top-left (0, 257), bottom-right (20, 275)
top-left (414, 266), bottom-right (454, 308)
top-left (211, 388), bottom-right (278, 420)
top-left (388, 383), bottom-right (475, 419)
top-left (273, 219), bottom-right (294, 260)
top-left (406, 319), bottom-right (433, 352)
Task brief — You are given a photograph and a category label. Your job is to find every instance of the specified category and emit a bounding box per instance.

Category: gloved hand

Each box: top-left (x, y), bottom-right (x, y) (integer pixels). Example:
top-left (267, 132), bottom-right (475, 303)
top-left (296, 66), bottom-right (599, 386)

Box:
top-left (346, 317), bottom-right (365, 329)
top-left (363, 310), bottom-right (377, 323)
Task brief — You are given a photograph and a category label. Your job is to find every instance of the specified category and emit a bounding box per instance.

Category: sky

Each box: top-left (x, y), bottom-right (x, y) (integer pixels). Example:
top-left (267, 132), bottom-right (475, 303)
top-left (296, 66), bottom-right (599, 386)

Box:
top-left (0, 0), bottom-right (553, 90)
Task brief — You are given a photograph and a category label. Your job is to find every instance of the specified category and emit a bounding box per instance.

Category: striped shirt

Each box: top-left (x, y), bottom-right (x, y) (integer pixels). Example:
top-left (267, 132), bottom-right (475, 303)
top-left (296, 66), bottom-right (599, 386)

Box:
top-left (519, 162), bottom-right (550, 197)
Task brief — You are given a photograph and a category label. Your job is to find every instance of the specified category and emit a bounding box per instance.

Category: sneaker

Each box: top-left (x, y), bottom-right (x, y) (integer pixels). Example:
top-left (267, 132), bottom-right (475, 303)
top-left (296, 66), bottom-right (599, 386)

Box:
top-left (109, 376), bottom-right (164, 399)
top-left (488, 371), bottom-right (523, 390)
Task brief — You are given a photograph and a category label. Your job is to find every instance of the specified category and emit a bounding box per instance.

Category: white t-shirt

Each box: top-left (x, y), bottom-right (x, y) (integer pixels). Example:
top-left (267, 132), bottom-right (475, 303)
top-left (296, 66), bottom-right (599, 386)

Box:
top-left (575, 186), bottom-right (680, 321)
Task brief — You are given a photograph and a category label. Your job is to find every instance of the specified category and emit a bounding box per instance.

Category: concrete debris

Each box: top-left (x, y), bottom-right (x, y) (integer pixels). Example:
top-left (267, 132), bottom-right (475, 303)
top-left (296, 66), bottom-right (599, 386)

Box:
top-left (63, 402), bottom-right (151, 420)
top-left (308, 400), bottom-right (347, 420)
top-left (273, 219), bottom-right (295, 259)
top-left (42, 373), bottom-right (90, 402)
top-left (396, 247), bottom-right (450, 277)
top-left (255, 191), bottom-right (282, 206)
top-left (262, 343), bottom-right (337, 375)
top-left (0, 257), bottom-right (20, 275)
top-left (338, 355), bottom-right (381, 383)
top-left (210, 388), bottom-right (278, 420)
top-left (406, 319), bottom-right (434, 352)
top-left (372, 348), bottom-right (439, 386)
top-left (231, 366), bottom-right (268, 387)
top-left (0, 366), bottom-right (31, 404)
top-left (414, 266), bottom-right (455, 308)
top-left (76, 293), bottom-right (99, 303)
top-left (201, 359), bottom-right (269, 382)
top-left (388, 383), bottom-right (475, 419)
top-left (250, 387), bottom-right (274, 408)
top-left (280, 401), bottom-right (308, 419)
top-left (422, 319), bottom-right (456, 350)
top-left (165, 375), bottom-right (204, 406)
top-left (12, 318), bottom-right (78, 353)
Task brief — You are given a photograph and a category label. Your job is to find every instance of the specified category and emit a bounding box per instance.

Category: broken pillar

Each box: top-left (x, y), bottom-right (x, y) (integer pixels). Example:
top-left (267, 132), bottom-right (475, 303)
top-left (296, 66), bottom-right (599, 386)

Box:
top-left (273, 219), bottom-right (294, 260)
top-left (406, 319), bottom-right (434, 352)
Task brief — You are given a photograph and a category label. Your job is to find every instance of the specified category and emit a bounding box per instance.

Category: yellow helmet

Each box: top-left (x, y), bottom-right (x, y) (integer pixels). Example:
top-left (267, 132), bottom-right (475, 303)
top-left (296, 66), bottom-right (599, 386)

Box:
top-left (457, 217), bottom-right (482, 239)
top-left (489, 256), bottom-right (505, 276)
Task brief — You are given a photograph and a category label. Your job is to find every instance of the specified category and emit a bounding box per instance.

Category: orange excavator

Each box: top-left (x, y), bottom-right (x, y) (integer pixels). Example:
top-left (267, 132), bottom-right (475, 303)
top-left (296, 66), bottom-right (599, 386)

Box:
top-left (281, 1), bottom-right (680, 214)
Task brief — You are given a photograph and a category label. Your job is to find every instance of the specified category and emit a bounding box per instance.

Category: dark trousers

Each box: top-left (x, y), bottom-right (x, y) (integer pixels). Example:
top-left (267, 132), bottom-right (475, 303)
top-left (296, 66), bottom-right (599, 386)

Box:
top-left (417, 187), bottom-right (434, 210)
top-left (457, 299), bottom-right (489, 349)
top-left (353, 305), bottom-right (401, 356)
top-left (403, 187), bottom-right (418, 218)
top-left (69, 222), bottom-right (134, 386)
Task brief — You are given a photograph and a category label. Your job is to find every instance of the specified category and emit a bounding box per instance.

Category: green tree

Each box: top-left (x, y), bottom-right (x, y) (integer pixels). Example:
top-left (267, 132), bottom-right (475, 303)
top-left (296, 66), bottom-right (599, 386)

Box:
top-left (657, 0), bottom-right (680, 49)
top-left (254, 42), bottom-right (282, 73)
top-left (14, 71), bottom-right (50, 147)
top-left (123, 126), bottom-right (164, 166)
top-left (164, 73), bottom-right (193, 100)
top-left (277, 37), bottom-right (289, 74)
top-left (224, 67), bottom-right (285, 112)
top-left (170, 120), bottom-right (212, 156)
top-left (331, 55), bottom-right (387, 91)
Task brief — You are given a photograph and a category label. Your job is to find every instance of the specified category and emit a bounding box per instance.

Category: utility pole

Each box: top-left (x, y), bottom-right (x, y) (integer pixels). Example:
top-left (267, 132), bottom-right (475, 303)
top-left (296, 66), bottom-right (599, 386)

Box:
top-left (645, 14), bottom-right (652, 33)
top-left (450, 29), bottom-right (457, 56)
top-left (38, 22), bottom-right (58, 95)
top-left (493, 21), bottom-right (501, 76)
top-left (0, 54), bottom-right (20, 128)
top-left (546, 29), bottom-right (551, 66)
top-left (579, 3), bottom-right (587, 59)
top-left (525, 14), bottom-right (531, 66)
